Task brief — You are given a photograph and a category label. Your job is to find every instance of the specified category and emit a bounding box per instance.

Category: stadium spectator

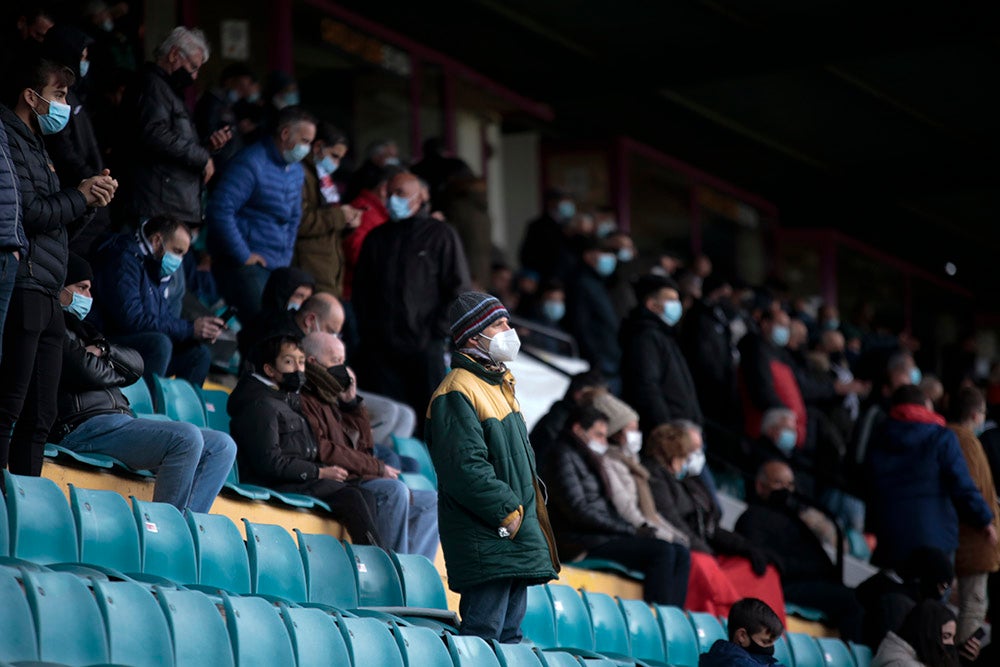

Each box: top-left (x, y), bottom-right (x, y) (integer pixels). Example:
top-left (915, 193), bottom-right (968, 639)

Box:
top-left (645, 421), bottom-right (786, 620)
top-left (566, 236), bottom-right (622, 391)
top-left (410, 136), bottom-right (473, 210)
top-left (620, 274), bottom-right (703, 437)
top-left (699, 597), bottom-right (786, 667)
top-left (52, 253), bottom-right (236, 511)
top-left (193, 62), bottom-right (255, 175)
top-left (92, 215), bottom-right (223, 387)
top-left (300, 332), bottom-right (438, 560)
top-left (0, 57), bottom-right (117, 477)
top-left (121, 27), bottom-right (224, 227)
top-left (0, 5), bottom-right (53, 80)
top-left (80, 1), bottom-right (138, 92)
top-left (866, 384), bottom-right (995, 571)
top-left (207, 105), bottom-right (316, 319)
top-left (872, 600), bottom-right (967, 667)
top-left (342, 163), bottom-right (392, 301)
top-left (353, 170), bottom-right (470, 431)
top-left (748, 407), bottom-right (802, 472)
top-left (235, 266), bottom-right (315, 365)
top-left (364, 138), bottom-right (401, 168)
top-left (439, 175), bottom-right (492, 288)
top-left (851, 348), bottom-right (922, 473)
top-left (228, 334), bottom-right (383, 546)
top-left (518, 279), bottom-right (568, 354)
top-left (541, 403), bottom-right (691, 606)
top-left (426, 292), bottom-right (559, 641)
top-left (293, 122), bottom-right (360, 296)
top-left (529, 369), bottom-right (608, 462)
top-left (0, 116), bottom-right (26, 361)
top-left (518, 187), bottom-right (576, 282)
top-left (736, 460), bottom-right (865, 642)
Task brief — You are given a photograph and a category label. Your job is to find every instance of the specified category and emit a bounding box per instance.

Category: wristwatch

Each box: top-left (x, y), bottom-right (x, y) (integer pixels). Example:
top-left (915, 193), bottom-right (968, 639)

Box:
top-left (498, 525), bottom-right (510, 538)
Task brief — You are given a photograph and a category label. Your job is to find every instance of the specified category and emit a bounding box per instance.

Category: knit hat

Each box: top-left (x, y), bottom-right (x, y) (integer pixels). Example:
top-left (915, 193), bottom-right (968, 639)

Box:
top-left (449, 292), bottom-right (510, 347)
top-left (65, 253), bottom-right (93, 287)
top-left (589, 392), bottom-right (639, 436)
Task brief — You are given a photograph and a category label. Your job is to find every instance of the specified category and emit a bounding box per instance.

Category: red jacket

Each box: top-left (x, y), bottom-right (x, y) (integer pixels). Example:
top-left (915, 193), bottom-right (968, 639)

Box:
top-left (341, 189), bottom-right (388, 299)
top-left (738, 333), bottom-right (807, 446)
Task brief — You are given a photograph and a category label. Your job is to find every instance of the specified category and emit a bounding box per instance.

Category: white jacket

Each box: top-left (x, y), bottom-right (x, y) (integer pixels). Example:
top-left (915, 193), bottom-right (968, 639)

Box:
top-left (871, 632), bottom-right (925, 667)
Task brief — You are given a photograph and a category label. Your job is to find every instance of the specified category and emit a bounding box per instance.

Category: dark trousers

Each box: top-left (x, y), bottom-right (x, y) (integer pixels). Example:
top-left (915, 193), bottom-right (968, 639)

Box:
top-left (273, 478), bottom-right (383, 547)
top-left (359, 339), bottom-right (446, 437)
top-left (587, 537), bottom-right (691, 607)
top-left (113, 332), bottom-right (212, 390)
top-left (784, 579), bottom-right (865, 642)
top-left (0, 251), bottom-right (17, 363)
top-left (215, 263), bottom-right (270, 321)
top-left (459, 579), bottom-right (528, 643)
top-left (0, 288), bottom-right (64, 476)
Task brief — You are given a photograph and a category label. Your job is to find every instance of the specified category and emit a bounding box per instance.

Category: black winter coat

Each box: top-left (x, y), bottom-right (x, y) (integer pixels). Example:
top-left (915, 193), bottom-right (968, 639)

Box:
top-left (1, 105), bottom-right (89, 295)
top-left (735, 499), bottom-right (838, 583)
top-left (228, 374), bottom-right (322, 486)
top-left (54, 312), bottom-right (144, 438)
top-left (540, 434), bottom-right (636, 560)
top-left (680, 298), bottom-right (739, 426)
top-left (620, 306), bottom-right (703, 435)
top-left (566, 265), bottom-right (621, 379)
top-left (0, 115), bottom-right (27, 253)
top-left (122, 63), bottom-right (209, 223)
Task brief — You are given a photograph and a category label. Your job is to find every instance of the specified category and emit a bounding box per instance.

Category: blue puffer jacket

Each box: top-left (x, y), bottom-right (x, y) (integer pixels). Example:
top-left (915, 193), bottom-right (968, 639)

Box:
top-left (0, 116), bottom-right (27, 253)
top-left (868, 415), bottom-right (994, 568)
top-left (206, 138), bottom-right (303, 268)
top-left (699, 640), bottom-right (782, 667)
top-left (91, 233), bottom-right (194, 342)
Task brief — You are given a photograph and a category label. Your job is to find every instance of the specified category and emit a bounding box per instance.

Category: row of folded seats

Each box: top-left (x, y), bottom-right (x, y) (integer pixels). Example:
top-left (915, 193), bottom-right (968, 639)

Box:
top-left (0, 470), bottom-right (870, 667)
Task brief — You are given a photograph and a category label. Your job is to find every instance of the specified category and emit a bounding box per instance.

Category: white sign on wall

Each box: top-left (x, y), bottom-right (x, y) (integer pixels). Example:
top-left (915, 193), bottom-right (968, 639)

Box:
top-left (221, 20), bottom-right (249, 61)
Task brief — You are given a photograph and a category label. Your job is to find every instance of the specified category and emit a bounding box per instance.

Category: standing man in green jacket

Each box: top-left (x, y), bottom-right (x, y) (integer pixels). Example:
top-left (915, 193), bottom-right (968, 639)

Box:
top-left (427, 292), bottom-right (560, 642)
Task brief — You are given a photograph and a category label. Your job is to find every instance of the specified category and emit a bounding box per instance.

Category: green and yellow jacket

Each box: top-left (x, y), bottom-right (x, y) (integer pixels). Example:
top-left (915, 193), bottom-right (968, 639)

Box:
top-left (426, 353), bottom-right (560, 592)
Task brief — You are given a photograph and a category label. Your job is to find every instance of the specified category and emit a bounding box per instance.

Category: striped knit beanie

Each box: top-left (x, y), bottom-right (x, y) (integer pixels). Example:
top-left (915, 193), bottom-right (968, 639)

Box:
top-left (449, 292), bottom-right (510, 347)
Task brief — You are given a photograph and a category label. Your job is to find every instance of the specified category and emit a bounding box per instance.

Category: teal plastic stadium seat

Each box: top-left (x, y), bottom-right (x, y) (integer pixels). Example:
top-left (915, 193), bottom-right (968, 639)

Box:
top-left (155, 586), bottom-right (235, 667)
top-left (399, 472), bottom-right (437, 492)
top-left (93, 579), bottom-right (174, 667)
top-left (391, 551), bottom-right (448, 610)
top-left (618, 598), bottom-right (666, 663)
top-left (521, 584), bottom-right (557, 649)
top-left (280, 605), bottom-right (352, 667)
top-left (850, 641), bottom-right (873, 667)
top-left (654, 605), bottom-right (699, 667)
top-left (787, 631), bottom-right (826, 667)
top-left (43, 442), bottom-right (115, 470)
top-left (773, 635), bottom-right (793, 666)
top-left (132, 497), bottom-right (198, 584)
top-left (581, 590), bottom-right (630, 656)
top-left (244, 519), bottom-right (307, 602)
top-left (392, 621), bottom-right (454, 667)
top-left (491, 639), bottom-right (546, 667)
top-left (186, 510), bottom-right (251, 594)
top-left (687, 611), bottom-right (727, 653)
top-left (222, 592), bottom-right (297, 667)
top-left (199, 387), bottom-right (232, 433)
top-left (295, 529), bottom-right (359, 609)
top-left (22, 570), bottom-right (109, 665)
top-left (546, 584), bottom-right (595, 651)
top-left (223, 463), bottom-right (272, 501)
top-left (0, 570), bottom-right (40, 663)
top-left (816, 637), bottom-right (856, 667)
top-left (153, 374), bottom-right (208, 426)
top-left (570, 557), bottom-right (645, 581)
top-left (0, 486), bottom-right (7, 557)
top-left (337, 614), bottom-right (406, 667)
top-left (537, 651), bottom-right (583, 667)
top-left (4, 471), bottom-right (78, 565)
top-left (786, 602), bottom-right (828, 623)
top-left (447, 633), bottom-right (503, 667)
top-left (343, 542), bottom-right (405, 607)
top-left (391, 436), bottom-right (438, 487)
top-left (70, 484), bottom-right (142, 573)
top-left (121, 378), bottom-right (155, 415)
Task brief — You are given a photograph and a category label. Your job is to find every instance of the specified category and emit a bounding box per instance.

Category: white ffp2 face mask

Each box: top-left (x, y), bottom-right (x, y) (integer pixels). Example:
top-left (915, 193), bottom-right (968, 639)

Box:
top-left (625, 430), bottom-right (643, 455)
top-left (480, 328), bottom-right (521, 362)
top-left (687, 449), bottom-right (706, 477)
top-left (587, 439), bottom-right (609, 456)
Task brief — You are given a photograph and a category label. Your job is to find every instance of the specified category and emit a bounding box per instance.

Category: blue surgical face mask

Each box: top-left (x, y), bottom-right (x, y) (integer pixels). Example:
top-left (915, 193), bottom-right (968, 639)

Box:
top-left (776, 428), bottom-right (797, 456)
top-left (282, 143), bottom-right (310, 164)
top-left (662, 299), bottom-right (683, 326)
top-left (594, 253), bottom-right (617, 277)
top-left (101, 18), bottom-right (114, 32)
top-left (542, 300), bottom-right (565, 322)
top-left (318, 155), bottom-right (339, 175)
top-left (226, 88), bottom-right (240, 104)
top-left (63, 291), bottom-right (93, 320)
top-left (824, 318), bottom-right (840, 331)
top-left (597, 221), bottom-right (617, 238)
top-left (79, 59), bottom-right (90, 78)
top-left (160, 251), bottom-right (183, 277)
top-left (910, 367), bottom-right (922, 385)
top-left (388, 194), bottom-right (414, 221)
top-left (32, 92), bottom-right (71, 135)
top-left (383, 156), bottom-right (401, 166)
top-left (771, 325), bottom-right (790, 347)
top-left (617, 248), bottom-right (634, 263)
top-left (246, 91), bottom-right (261, 104)
top-left (274, 91), bottom-right (300, 109)
top-left (287, 301), bottom-right (301, 311)
top-left (557, 200), bottom-right (576, 222)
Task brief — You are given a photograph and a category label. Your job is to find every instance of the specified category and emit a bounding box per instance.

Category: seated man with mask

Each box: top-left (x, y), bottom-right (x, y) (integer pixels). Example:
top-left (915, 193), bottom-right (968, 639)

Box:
top-left (92, 215), bottom-right (226, 388)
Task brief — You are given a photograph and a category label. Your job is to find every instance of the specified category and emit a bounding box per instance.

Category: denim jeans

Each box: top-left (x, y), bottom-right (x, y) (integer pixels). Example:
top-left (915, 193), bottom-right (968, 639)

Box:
top-left (362, 478), bottom-right (438, 561)
top-left (358, 390), bottom-right (416, 446)
top-left (60, 413), bottom-right (237, 512)
top-left (459, 578), bottom-right (528, 643)
top-left (112, 332), bottom-right (212, 389)
top-left (0, 250), bottom-right (17, 363)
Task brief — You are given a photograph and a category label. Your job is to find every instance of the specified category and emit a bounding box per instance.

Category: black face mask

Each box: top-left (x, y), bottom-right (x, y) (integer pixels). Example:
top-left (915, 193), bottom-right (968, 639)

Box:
top-left (327, 364), bottom-right (352, 390)
top-left (168, 66), bottom-right (194, 91)
top-left (745, 639), bottom-right (775, 657)
top-left (767, 488), bottom-right (799, 512)
top-left (278, 370), bottom-right (305, 393)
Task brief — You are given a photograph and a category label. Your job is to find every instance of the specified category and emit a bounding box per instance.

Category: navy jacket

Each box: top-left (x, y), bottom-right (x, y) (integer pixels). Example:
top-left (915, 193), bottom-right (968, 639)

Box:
top-left (867, 415), bottom-right (994, 568)
top-left (92, 232), bottom-right (194, 342)
top-left (699, 640), bottom-right (782, 667)
top-left (206, 138), bottom-right (304, 268)
top-left (0, 114), bottom-right (26, 253)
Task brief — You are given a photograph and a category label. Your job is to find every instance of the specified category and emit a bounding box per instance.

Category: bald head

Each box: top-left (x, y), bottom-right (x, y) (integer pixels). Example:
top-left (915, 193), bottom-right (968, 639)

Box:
top-left (296, 292), bottom-right (344, 336)
top-left (755, 460), bottom-right (795, 501)
top-left (302, 331), bottom-right (345, 368)
top-left (387, 171), bottom-right (427, 219)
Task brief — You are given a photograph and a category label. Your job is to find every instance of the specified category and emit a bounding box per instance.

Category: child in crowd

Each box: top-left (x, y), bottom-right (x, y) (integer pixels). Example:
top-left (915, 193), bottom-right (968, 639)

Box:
top-left (700, 597), bottom-right (786, 667)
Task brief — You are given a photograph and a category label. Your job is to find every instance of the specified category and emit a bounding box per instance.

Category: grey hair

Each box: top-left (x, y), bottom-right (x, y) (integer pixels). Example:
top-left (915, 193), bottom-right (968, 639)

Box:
top-left (155, 26), bottom-right (210, 63)
top-left (669, 418), bottom-right (702, 436)
top-left (761, 407), bottom-right (795, 433)
top-left (301, 331), bottom-right (340, 360)
top-left (365, 139), bottom-right (396, 160)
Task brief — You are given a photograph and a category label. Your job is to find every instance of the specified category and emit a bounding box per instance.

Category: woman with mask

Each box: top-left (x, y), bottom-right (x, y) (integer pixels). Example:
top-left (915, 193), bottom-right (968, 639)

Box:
top-left (645, 420), bottom-right (786, 619)
top-left (540, 404), bottom-right (691, 606)
top-left (872, 600), bottom-right (962, 667)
